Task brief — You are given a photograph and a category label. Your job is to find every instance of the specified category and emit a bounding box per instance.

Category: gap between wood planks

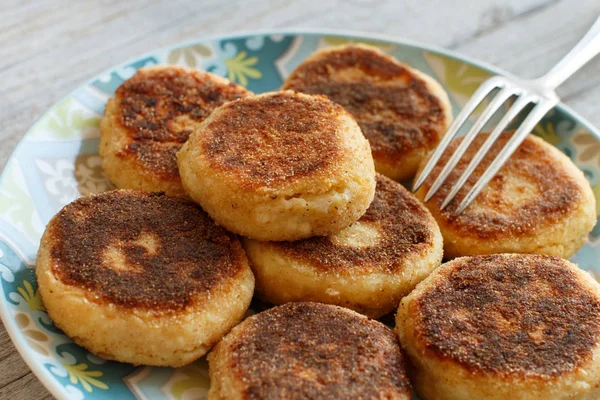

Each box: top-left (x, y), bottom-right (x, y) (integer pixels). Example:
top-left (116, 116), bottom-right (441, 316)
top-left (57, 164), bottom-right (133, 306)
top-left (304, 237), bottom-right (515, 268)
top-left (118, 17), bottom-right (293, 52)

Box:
top-left (454, 0), bottom-right (600, 99)
top-left (446, 0), bottom-right (562, 49)
top-left (0, 371), bottom-right (54, 400)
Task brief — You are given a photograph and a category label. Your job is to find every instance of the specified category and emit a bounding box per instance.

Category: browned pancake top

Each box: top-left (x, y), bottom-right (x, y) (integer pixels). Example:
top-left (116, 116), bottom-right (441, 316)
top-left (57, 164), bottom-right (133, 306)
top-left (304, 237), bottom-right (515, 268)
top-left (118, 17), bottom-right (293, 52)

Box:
top-left (272, 174), bottom-right (436, 272)
top-left (48, 190), bottom-right (246, 311)
top-left (282, 45), bottom-right (446, 163)
top-left (201, 91), bottom-right (344, 188)
top-left (421, 133), bottom-right (582, 239)
top-left (228, 302), bottom-right (411, 399)
top-left (415, 254), bottom-right (600, 377)
top-left (114, 67), bottom-right (249, 179)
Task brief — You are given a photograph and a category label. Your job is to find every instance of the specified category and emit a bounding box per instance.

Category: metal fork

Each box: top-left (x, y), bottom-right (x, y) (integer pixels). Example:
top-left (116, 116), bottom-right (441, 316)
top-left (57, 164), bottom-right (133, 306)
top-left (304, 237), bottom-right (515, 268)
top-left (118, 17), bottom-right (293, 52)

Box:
top-left (413, 16), bottom-right (600, 214)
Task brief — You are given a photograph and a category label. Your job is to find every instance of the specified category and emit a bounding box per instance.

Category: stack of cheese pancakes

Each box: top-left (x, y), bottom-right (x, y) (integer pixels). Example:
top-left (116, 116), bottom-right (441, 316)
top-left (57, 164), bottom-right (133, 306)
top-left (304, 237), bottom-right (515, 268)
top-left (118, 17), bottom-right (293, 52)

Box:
top-left (36, 44), bottom-right (598, 400)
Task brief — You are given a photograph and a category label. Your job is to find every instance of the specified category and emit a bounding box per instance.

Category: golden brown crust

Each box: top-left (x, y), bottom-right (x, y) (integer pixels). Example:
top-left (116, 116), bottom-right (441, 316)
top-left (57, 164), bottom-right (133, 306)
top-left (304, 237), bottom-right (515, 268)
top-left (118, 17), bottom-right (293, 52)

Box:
top-left (223, 302), bottom-right (411, 398)
top-left (47, 190), bottom-right (246, 311)
top-left (282, 44), bottom-right (448, 172)
top-left (418, 133), bottom-right (583, 240)
top-left (271, 174), bottom-right (436, 273)
top-left (110, 66), bottom-right (249, 180)
top-left (413, 254), bottom-right (600, 378)
top-left (201, 91), bottom-right (345, 189)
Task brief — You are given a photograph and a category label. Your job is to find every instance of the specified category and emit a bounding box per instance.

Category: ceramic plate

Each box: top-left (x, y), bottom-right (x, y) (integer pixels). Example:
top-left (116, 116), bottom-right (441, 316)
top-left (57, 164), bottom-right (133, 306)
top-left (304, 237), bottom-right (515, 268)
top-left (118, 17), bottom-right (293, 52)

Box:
top-left (1, 30), bottom-right (599, 400)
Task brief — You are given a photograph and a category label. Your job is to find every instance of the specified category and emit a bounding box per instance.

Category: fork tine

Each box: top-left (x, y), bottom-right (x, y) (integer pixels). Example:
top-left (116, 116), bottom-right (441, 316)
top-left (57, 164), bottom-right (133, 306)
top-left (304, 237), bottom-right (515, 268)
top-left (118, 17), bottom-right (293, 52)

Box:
top-left (423, 85), bottom-right (519, 202)
top-left (412, 76), bottom-right (504, 192)
top-left (440, 94), bottom-right (535, 209)
top-left (455, 99), bottom-right (555, 214)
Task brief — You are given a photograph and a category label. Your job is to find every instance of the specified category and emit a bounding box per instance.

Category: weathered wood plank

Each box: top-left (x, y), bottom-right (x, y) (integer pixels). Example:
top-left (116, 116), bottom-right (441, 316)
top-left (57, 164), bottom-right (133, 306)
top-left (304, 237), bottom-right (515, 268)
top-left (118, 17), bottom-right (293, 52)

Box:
top-left (0, 352), bottom-right (31, 389)
top-left (0, 323), bottom-right (53, 398)
top-left (566, 84), bottom-right (600, 127)
top-left (0, 369), bottom-right (54, 400)
top-left (0, 325), bottom-right (43, 389)
top-left (0, 318), bottom-right (17, 361)
top-left (454, 0), bottom-right (600, 128)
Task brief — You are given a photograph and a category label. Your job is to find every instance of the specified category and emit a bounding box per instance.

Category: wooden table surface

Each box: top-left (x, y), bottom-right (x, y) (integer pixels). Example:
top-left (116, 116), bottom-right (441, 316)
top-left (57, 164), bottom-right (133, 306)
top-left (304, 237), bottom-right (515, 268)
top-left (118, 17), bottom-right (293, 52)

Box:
top-left (1, 0), bottom-right (600, 398)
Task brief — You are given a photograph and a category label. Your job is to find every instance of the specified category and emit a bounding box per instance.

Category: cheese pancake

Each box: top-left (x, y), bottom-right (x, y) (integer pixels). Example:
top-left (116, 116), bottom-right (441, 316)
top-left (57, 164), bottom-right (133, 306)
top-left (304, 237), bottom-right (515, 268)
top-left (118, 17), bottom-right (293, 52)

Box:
top-left (283, 44), bottom-right (452, 181)
top-left (414, 132), bottom-right (596, 259)
top-left (208, 302), bottom-right (411, 399)
top-left (100, 66), bottom-right (250, 197)
top-left (244, 174), bottom-right (442, 318)
top-left (397, 254), bottom-right (600, 400)
top-left (36, 190), bottom-right (254, 367)
top-left (178, 90), bottom-right (376, 241)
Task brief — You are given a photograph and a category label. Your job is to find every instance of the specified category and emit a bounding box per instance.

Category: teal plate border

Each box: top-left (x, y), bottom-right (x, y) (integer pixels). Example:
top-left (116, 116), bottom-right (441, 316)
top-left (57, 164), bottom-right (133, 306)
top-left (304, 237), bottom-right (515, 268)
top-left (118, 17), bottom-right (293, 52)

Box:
top-left (1, 30), bottom-right (599, 400)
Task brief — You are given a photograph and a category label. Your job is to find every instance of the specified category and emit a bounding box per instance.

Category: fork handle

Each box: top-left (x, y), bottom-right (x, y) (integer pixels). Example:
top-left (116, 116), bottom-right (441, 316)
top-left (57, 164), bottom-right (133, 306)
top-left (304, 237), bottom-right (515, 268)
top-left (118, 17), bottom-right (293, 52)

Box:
top-left (537, 15), bottom-right (600, 89)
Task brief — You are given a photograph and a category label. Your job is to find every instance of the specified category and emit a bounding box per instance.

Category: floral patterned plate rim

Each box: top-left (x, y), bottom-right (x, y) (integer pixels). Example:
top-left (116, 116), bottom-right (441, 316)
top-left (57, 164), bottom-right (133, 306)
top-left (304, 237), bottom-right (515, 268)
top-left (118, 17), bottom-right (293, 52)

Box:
top-left (1, 29), bottom-right (599, 400)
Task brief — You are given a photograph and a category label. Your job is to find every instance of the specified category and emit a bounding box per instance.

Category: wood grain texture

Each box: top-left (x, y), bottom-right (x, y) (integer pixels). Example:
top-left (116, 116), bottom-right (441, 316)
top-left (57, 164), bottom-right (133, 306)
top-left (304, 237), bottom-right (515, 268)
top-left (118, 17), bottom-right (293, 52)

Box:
top-left (1, 0), bottom-right (599, 398)
top-left (0, 370), bottom-right (54, 400)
